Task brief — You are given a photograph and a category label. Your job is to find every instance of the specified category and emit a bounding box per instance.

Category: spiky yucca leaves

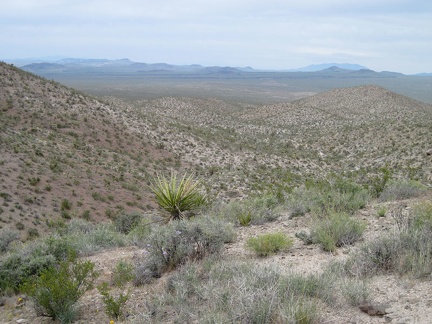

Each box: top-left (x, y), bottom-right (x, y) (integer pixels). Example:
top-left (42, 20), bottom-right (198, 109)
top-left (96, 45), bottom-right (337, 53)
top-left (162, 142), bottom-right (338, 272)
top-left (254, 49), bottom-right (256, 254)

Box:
top-left (151, 172), bottom-right (207, 221)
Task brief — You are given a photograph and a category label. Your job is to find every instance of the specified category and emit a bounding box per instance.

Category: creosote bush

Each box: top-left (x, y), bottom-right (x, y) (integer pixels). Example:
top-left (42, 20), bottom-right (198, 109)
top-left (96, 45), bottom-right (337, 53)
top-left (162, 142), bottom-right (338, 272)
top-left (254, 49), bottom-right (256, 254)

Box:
top-left (134, 216), bottom-right (235, 285)
top-left (21, 257), bottom-right (99, 323)
top-left (246, 232), bottom-right (293, 257)
top-left (151, 172), bottom-right (207, 221)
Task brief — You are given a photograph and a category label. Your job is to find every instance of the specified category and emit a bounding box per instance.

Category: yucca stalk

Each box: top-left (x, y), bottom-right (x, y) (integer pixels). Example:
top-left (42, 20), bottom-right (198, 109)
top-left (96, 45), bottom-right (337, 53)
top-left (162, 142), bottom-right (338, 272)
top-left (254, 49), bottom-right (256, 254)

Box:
top-left (151, 172), bottom-right (207, 221)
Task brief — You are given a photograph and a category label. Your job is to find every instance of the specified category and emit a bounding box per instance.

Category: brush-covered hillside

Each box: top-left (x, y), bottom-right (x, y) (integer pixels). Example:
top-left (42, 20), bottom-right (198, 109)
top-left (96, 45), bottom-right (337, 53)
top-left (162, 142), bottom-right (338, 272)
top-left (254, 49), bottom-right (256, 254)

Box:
top-left (0, 62), bottom-right (184, 237)
top-left (119, 84), bottom-right (432, 197)
top-left (1, 61), bottom-right (432, 236)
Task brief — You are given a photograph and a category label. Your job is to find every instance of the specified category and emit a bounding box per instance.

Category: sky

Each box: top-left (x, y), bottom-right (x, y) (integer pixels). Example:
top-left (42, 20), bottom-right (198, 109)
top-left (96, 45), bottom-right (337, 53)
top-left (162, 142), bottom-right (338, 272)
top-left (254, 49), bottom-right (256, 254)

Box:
top-left (1, 0), bottom-right (432, 74)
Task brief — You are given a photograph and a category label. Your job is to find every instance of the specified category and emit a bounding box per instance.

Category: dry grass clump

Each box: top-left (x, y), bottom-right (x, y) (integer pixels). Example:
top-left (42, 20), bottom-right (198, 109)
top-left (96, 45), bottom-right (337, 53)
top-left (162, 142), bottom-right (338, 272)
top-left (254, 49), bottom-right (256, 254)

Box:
top-left (246, 232), bottom-right (293, 257)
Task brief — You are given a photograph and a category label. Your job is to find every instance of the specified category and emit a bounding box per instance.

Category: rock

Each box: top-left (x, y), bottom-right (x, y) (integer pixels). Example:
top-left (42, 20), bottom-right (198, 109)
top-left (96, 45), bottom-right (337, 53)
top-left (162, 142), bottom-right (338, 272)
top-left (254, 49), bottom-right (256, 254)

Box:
top-left (16, 319), bottom-right (28, 323)
top-left (359, 302), bottom-right (388, 317)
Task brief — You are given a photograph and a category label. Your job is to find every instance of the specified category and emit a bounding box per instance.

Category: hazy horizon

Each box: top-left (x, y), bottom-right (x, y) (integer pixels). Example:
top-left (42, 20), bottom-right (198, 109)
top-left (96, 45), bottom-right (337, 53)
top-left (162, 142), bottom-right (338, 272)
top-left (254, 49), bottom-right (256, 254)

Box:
top-left (1, 1), bottom-right (431, 74)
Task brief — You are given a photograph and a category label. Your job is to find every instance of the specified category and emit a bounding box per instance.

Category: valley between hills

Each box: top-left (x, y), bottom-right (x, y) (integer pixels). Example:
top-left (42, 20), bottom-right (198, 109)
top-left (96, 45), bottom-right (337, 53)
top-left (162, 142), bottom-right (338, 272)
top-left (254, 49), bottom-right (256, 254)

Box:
top-left (1, 61), bottom-right (432, 323)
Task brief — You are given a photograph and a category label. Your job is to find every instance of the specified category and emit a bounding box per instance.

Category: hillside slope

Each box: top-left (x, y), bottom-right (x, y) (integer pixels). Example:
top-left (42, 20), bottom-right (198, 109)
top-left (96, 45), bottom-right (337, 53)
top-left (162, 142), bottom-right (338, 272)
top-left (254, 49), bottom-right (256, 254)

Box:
top-left (0, 62), bottom-right (180, 237)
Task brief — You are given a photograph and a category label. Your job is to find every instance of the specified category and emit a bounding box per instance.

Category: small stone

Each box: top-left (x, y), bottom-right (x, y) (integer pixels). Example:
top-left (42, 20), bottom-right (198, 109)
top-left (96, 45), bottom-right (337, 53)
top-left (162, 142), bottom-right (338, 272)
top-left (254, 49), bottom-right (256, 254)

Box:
top-left (359, 302), bottom-right (388, 317)
top-left (16, 319), bottom-right (28, 324)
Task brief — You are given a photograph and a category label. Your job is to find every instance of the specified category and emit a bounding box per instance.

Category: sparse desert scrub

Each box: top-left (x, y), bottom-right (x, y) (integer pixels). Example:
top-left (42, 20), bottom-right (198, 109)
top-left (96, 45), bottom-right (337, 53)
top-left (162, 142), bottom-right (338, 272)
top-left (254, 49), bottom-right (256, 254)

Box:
top-left (137, 259), bottom-right (334, 323)
top-left (246, 232), bottom-right (293, 257)
top-left (151, 171), bottom-right (207, 221)
top-left (133, 216), bottom-right (235, 285)
top-left (286, 177), bottom-right (370, 218)
top-left (342, 200), bottom-right (432, 278)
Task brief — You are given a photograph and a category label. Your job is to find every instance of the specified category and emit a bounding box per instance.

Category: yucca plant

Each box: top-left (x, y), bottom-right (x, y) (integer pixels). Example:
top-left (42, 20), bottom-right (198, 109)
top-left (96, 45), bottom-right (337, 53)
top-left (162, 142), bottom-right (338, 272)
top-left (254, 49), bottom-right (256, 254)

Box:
top-left (151, 172), bottom-right (207, 221)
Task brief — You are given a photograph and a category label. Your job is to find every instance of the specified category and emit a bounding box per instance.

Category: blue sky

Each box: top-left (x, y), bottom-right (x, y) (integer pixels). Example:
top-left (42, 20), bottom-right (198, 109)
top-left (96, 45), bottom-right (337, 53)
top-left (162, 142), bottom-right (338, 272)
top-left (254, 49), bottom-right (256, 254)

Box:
top-left (1, 0), bottom-right (431, 74)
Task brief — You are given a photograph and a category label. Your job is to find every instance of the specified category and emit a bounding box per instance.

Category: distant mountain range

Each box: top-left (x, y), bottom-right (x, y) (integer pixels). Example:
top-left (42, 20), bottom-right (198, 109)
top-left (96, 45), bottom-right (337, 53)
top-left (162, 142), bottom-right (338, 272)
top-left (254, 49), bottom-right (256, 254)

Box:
top-left (285, 63), bottom-right (369, 72)
top-left (2, 57), bottom-right (431, 77)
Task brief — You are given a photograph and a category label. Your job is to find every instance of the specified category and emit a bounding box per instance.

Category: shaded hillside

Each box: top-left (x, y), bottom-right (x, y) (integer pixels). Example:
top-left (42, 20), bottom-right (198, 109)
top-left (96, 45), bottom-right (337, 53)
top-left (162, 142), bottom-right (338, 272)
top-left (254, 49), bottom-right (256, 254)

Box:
top-left (0, 62), bottom-right (181, 237)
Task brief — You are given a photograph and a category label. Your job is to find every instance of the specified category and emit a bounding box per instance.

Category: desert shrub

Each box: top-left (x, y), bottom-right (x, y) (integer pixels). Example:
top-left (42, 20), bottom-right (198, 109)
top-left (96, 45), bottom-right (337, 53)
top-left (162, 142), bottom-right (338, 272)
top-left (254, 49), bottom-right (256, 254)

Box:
top-left (151, 171), bottom-right (207, 221)
top-left (98, 282), bottom-right (130, 321)
top-left (114, 211), bottom-right (142, 234)
top-left (0, 228), bottom-right (19, 253)
top-left (22, 258), bottom-right (99, 323)
top-left (246, 232), bottom-right (293, 257)
top-left (61, 199), bottom-right (72, 211)
top-left (137, 259), bottom-right (332, 323)
top-left (378, 179), bottom-right (426, 202)
top-left (134, 216), bottom-right (235, 285)
top-left (310, 212), bottom-right (365, 252)
top-left (111, 260), bottom-right (134, 287)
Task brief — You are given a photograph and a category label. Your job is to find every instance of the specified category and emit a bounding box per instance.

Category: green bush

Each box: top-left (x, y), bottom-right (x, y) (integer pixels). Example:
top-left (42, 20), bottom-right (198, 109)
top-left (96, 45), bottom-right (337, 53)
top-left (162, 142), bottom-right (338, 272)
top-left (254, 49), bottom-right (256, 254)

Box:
top-left (310, 212), bottom-right (365, 252)
top-left (246, 232), bottom-right (293, 257)
top-left (134, 216), bottom-right (235, 285)
top-left (151, 172), bottom-right (207, 221)
top-left (98, 282), bottom-right (130, 321)
top-left (22, 258), bottom-right (99, 323)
